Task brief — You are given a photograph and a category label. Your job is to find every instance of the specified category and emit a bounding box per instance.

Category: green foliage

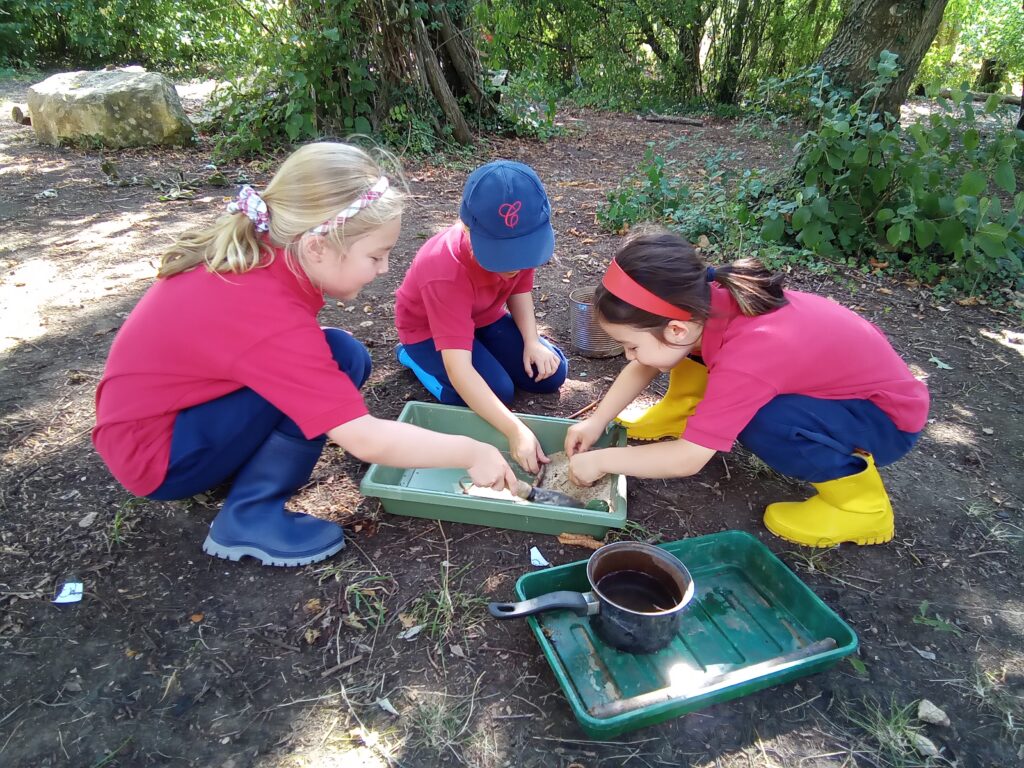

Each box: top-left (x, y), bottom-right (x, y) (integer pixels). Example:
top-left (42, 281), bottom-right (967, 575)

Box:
top-left (597, 53), bottom-right (1024, 303)
top-left (493, 71), bottom-right (562, 140)
top-left (917, 0), bottom-right (1024, 92)
top-left (210, 0), bottom-right (378, 160)
top-left (752, 52), bottom-right (1024, 299)
top-left (476, 0), bottom-right (846, 110)
top-left (0, 0), bottom-right (258, 74)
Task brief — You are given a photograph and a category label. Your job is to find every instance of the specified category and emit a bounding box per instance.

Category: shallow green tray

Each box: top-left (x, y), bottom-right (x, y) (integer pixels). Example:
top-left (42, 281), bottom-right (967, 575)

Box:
top-left (360, 402), bottom-right (628, 536)
top-left (515, 530), bottom-right (858, 738)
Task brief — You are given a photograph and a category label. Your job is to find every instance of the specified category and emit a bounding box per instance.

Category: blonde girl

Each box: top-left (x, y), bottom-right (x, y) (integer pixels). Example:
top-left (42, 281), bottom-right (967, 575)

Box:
top-left (94, 143), bottom-right (516, 568)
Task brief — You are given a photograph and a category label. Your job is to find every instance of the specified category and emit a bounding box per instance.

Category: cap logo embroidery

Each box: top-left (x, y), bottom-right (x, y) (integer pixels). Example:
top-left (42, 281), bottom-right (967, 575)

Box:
top-left (498, 200), bottom-right (522, 228)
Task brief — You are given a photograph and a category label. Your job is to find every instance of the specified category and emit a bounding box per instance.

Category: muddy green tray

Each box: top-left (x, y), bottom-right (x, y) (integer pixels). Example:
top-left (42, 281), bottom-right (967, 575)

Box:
top-left (360, 402), bottom-right (628, 537)
top-left (514, 530), bottom-right (858, 738)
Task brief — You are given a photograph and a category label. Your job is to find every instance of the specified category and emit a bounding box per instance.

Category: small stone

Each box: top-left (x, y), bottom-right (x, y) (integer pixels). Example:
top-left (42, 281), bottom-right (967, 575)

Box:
top-left (78, 511), bottom-right (98, 528)
top-left (909, 732), bottom-right (939, 757)
top-left (917, 699), bottom-right (950, 727)
top-left (981, 427), bottom-right (994, 435)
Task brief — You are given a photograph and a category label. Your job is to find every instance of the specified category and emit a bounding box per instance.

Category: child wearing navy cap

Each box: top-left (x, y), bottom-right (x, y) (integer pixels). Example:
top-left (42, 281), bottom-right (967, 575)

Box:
top-left (394, 160), bottom-right (569, 474)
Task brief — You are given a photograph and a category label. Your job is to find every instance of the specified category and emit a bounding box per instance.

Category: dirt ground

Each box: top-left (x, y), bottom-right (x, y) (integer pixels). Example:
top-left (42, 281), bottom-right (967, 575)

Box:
top-left (2, 75), bottom-right (1023, 768)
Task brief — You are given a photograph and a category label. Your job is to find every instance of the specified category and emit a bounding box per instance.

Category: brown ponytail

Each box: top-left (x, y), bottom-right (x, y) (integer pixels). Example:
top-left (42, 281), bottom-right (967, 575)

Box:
top-left (594, 228), bottom-right (787, 333)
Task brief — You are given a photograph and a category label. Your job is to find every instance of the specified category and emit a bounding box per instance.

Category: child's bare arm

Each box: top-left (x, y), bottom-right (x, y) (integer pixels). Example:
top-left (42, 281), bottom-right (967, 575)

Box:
top-left (569, 439), bottom-right (716, 485)
top-left (507, 292), bottom-right (540, 342)
top-left (328, 415), bottom-right (518, 489)
top-left (507, 292), bottom-right (560, 381)
top-left (589, 360), bottom-right (662, 426)
top-left (442, 349), bottom-right (547, 474)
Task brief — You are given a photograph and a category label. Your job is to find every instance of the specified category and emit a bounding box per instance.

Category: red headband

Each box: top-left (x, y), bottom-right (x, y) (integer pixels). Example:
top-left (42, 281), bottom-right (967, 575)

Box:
top-left (601, 259), bottom-right (693, 321)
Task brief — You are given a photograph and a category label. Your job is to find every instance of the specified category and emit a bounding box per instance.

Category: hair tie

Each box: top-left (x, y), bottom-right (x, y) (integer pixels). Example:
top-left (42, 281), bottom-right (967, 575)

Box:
top-left (706, 266), bottom-right (716, 283)
top-left (309, 176), bottom-right (390, 235)
top-left (602, 259), bottom-right (693, 321)
top-left (226, 185), bottom-right (270, 233)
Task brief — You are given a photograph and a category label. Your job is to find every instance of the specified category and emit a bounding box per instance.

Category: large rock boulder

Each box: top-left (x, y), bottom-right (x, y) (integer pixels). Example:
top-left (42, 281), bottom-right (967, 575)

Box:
top-left (27, 68), bottom-right (194, 148)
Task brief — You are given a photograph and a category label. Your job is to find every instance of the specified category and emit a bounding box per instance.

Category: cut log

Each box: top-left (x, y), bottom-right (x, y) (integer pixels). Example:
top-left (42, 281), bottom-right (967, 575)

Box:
top-left (936, 88), bottom-right (1021, 106)
top-left (11, 104), bottom-right (31, 125)
top-left (639, 113), bottom-right (704, 126)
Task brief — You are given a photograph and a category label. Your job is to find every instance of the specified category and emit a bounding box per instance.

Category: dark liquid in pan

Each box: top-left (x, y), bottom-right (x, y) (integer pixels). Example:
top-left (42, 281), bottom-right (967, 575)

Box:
top-left (596, 570), bottom-right (679, 613)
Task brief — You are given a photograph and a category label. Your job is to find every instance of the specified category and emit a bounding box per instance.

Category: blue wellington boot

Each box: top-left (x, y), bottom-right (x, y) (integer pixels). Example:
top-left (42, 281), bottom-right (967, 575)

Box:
top-left (202, 430), bottom-right (345, 567)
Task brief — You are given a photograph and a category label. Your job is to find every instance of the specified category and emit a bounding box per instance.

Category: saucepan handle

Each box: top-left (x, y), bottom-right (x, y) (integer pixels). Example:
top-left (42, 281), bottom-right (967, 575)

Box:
top-left (488, 591), bottom-right (594, 619)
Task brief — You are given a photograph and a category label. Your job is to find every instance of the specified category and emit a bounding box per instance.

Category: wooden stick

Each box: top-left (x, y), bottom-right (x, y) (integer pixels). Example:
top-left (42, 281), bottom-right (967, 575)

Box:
top-left (589, 637), bottom-right (838, 719)
top-left (568, 399), bottom-right (600, 419)
top-left (639, 113), bottom-right (704, 126)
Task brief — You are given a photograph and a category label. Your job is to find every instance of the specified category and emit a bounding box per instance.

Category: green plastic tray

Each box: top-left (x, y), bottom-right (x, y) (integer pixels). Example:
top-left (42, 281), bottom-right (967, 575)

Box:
top-left (360, 402), bottom-right (628, 536)
top-left (514, 530), bottom-right (858, 738)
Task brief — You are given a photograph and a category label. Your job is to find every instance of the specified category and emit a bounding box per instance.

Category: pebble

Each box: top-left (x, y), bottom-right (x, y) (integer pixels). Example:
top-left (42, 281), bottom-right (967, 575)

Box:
top-left (918, 698), bottom-right (951, 727)
top-left (910, 732), bottom-right (939, 757)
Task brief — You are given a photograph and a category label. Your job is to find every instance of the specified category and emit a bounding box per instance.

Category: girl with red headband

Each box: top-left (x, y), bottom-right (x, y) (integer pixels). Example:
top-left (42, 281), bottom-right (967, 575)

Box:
top-left (94, 143), bottom-right (517, 568)
top-left (564, 229), bottom-right (929, 547)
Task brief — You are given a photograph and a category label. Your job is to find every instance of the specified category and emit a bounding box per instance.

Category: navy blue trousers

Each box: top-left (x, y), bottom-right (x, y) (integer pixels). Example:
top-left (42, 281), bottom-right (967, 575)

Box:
top-left (737, 394), bottom-right (921, 483)
top-left (149, 328), bottom-right (371, 501)
top-left (397, 313), bottom-right (568, 405)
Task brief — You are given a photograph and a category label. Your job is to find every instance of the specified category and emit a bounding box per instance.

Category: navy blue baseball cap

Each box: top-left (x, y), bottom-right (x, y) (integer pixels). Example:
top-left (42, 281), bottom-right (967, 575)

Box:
top-left (459, 160), bottom-right (555, 272)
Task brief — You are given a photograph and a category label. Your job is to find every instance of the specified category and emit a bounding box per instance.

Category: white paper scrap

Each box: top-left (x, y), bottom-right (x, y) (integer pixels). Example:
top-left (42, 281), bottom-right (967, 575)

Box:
top-left (52, 582), bottom-right (84, 604)
top-left (530, 547), bottom-right (551, 567)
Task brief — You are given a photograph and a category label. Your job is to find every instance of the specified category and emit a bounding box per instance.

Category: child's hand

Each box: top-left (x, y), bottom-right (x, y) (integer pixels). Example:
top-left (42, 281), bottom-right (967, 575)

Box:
top-left (565, 417), bottom-right (605, 457)
top-left (508, 423), bottom-right (550, 475)
top-left (523, 340), bottom-right (560, 381)
top-left (468, 445), bottom-right (519, 490)
top-left (569, 450), bottom-right (606, 487)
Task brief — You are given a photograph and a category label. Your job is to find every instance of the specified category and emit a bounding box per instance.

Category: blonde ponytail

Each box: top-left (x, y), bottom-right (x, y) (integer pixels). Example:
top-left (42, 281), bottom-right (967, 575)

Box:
top-left (158, 142), bottom-right (405, 279)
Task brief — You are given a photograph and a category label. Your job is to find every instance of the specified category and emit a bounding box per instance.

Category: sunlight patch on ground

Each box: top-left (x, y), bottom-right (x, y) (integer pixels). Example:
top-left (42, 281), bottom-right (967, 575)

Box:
top-left (980, 328), bottom-right (1024, 358)
top-left (1, 210), bottom-right (159, 352)
top-left (175, 79), bottom-right (220, 101)
top-left (0, 156), bottom-right (71, 178)
top-left (925, 420), bottom-right (978, 448)
top-left (261, 712), bottom-right (400, 768)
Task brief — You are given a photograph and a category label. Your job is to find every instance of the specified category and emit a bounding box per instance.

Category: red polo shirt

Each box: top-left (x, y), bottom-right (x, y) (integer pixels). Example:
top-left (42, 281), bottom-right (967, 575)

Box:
top-left (683, 285), bottom-right (930, 451)
top-left (93, 250), bottom-right (368, 496)
top-left (394, 223), bottom-right (534, 351)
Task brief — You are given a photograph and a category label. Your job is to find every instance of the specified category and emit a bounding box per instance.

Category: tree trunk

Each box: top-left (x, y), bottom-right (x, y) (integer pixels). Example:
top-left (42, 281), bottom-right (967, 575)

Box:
top-left (714, 0), bottom-right (751, 103)
top-left (671, 2), bottom-right (711, 102)
top-left (975, 58), bottom-right (1006, 93)
top-left (412, 15), bottom-right (473, 143)
top-left (817, 0), bottom-right (950, 117)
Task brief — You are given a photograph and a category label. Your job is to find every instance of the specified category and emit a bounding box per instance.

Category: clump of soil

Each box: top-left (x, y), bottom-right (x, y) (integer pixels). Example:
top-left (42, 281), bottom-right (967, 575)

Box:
top-left (538, 451), bottom-right (614, 509)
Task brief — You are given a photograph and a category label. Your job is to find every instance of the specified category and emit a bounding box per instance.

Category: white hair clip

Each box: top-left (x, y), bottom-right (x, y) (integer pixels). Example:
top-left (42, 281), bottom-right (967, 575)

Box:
top-left (309, 177), bottom-right (390, 235)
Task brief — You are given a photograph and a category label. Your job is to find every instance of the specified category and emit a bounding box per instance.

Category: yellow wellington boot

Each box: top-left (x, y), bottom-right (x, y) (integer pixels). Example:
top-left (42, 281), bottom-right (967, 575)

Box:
top-left (763, 453), bottom-right (894, 548)
top-left (615, 358), bottom-right (709, 441)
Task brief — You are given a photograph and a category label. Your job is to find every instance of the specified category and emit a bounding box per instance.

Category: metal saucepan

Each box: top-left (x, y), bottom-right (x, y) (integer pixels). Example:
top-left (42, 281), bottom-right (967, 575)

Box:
top-left (488, 541), bottom-right (695, 654)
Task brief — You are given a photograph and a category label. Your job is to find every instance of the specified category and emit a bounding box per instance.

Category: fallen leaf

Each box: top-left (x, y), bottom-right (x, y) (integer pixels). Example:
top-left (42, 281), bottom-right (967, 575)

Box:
top-left (928, 356), bottom-right (952, 370)
top-left (876, 287), bottom-right (893, 295)
top-left (982, 427), bottom-right (994, 435)
top-left (78, 511), bottom-right (98, 528)
top-left (450, 644), bottom-right (465, 658)
top-left (343, 615), bottom-right (366, 630)
top-left (397, 625), bottom-right (423, 641)
top-left (190, 613), bottom-right (204, 623)
top-left (557, 532), bottom-right (604, 550)
top-left (303, 598), bottom-right (323, 614)
top-left (398, 613), bottom-right (417, 628)
top-left (910, 644), bottom-right (936, 660)
top-left (304, 628), bottom-right (321, 645)
top-left (377, 697), bottom-right (400, 716)
top-left (956, 295), bottom-right (981, 306)
top-left (697, 235), bottom-right (711, 249)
